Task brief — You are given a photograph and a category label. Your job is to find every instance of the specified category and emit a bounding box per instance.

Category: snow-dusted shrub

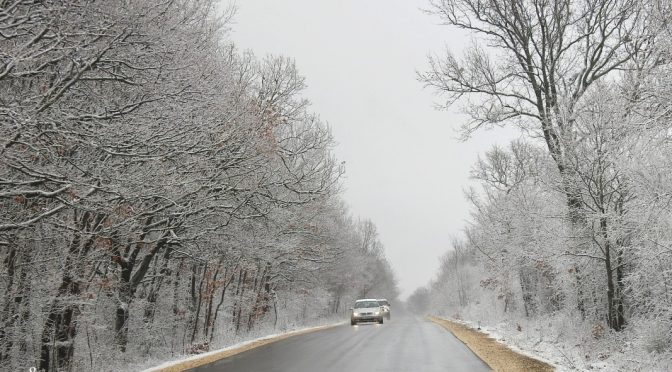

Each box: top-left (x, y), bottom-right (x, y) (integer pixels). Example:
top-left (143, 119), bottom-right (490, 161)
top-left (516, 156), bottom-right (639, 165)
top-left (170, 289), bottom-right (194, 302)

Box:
top-left (635, 319), bottom-right (672, 355)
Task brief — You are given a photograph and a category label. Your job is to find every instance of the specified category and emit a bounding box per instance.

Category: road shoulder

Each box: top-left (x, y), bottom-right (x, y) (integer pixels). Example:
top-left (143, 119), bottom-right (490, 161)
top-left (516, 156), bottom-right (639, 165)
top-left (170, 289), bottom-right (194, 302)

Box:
top-left (142, 322), bottom-right (344, 372)
top-left (428, 316), bottom-right (554, 372)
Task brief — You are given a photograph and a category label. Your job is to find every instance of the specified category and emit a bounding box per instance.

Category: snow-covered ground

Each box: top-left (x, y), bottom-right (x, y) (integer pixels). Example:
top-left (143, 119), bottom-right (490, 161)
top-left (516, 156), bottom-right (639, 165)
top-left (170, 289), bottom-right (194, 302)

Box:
top-left (443, 315), bottom-right (672, 372)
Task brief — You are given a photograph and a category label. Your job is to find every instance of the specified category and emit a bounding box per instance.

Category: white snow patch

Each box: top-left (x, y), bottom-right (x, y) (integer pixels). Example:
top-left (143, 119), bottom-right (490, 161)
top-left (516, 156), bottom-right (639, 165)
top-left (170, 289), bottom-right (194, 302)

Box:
top-left (437, 316), bottom-right (577, 372)
top-left (436, 314), bottom-right (672, 371)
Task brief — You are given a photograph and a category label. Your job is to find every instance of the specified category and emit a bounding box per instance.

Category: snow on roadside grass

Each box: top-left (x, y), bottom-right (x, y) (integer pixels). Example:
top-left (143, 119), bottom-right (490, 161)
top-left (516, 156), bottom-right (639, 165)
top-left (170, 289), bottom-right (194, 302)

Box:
top-left (137, 321), bottom-right (346, 372)
top-left (456, 319), bottom-right (572, 372)
top-left (450, 316), bottom-right (603, 371)
top-left (439, 315), bottom-right (672, 372)
top-left (430, 316), bottom-right (554, 372)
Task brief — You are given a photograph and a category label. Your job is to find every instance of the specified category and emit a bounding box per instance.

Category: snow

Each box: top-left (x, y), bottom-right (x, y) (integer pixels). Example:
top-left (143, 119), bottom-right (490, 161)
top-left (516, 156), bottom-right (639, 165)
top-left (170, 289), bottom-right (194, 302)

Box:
top-left (441, 316), bottom-right (583, 371)
top-left (139, 321), bottom-right (346, 372)
top-left (440, 316), bottom-right (672, 372)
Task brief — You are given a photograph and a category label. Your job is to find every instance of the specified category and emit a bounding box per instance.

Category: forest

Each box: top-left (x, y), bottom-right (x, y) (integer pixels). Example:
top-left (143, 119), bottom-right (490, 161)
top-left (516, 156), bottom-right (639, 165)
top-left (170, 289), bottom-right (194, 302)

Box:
top-left (0, 1), bottom-right (398, 371)
top-left (412, 0), bottom-right (672, 369)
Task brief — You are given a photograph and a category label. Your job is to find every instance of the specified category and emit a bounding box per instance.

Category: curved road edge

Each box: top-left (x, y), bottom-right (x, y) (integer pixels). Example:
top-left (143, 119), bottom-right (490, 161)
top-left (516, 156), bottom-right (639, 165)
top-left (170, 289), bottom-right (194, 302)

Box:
top-left (142, 321), bottom-right (346, 372)
top-left (428, 316), bottom-right (555, 372)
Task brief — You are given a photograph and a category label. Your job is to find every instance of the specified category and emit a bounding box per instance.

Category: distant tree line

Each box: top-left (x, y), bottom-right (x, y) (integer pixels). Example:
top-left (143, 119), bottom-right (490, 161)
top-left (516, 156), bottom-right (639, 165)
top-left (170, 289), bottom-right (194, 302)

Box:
top-left (416, 0), bottom-right (672, 362)
top-left (0, 1), bottom-right (398, 371)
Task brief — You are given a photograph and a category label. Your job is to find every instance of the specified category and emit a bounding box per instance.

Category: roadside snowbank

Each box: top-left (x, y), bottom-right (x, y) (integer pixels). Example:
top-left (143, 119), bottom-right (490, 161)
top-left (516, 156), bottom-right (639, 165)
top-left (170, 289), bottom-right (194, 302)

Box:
top-left (441, 314), bottom-right (672, 371)
top-left (430, 316), bottom-right (553, 371)
top-left (137, 321), bottom-right (345, 372)
top-left (447, 317), bottom-right (570, 372)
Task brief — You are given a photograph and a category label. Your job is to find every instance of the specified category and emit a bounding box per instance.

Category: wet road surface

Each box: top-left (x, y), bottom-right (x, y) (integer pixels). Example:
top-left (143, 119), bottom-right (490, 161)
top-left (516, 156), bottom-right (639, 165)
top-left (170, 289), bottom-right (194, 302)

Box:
top-left (189, 308), bottom-right (491, 372)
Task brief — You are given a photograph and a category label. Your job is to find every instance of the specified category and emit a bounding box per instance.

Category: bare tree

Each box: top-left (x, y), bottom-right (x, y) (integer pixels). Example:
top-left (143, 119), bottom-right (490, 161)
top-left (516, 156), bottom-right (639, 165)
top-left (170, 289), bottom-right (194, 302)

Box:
top-left (421, 0), bottom-right (655, 222)
top-left (0, 1), bottom-right (399, 370)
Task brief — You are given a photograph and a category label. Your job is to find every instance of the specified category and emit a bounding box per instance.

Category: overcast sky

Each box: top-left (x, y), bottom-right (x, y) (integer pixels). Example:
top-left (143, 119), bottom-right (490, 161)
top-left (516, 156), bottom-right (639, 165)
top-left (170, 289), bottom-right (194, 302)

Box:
top-left (229, 0), bottom-right (518, 299)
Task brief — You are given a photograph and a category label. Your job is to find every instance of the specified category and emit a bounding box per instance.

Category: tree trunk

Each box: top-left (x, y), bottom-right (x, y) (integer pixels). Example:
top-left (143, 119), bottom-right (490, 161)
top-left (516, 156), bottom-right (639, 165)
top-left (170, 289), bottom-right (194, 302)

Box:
top-left (519, 268), bottom-right (534, 318)
top-left (114, 259), bottom-right (133, 352)
top-left (39, 211), bottom-right (98, 372)
top-left (248, 264), bottom-right (270, 331)
top-left (113, 230), bottom-right (168, 352)
top-left (209, 266), bottom-right (234, 344)
top-left (0, 246), bottom-right (17, 363)
top-left (190, 263), bottom-right (207, 344)
top-left (332, 284), bottom-right (343, 314)
top-left (171, 258), bottom-right (184, 355)
top-left (601, 217), bottom-right (623, 331)
top-left (15, 248), bottom-right (31, 356)
top-left (615, 241), bottom-right (626, 329)
top-left (203, 260), bottom-right (223, 339)
top-left (234, 269), bottom-right (247, 334)
top-left (143, 248), bottom-right (171, 325)
top-left (1, 244), bottom-right (32, 367)
top-left (39, 271), bottom-right (80, 372)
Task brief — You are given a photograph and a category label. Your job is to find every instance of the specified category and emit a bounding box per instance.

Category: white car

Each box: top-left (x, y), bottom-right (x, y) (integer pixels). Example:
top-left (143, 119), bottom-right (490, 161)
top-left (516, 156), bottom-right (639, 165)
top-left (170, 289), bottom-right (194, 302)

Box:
top-left (377, 298), bottom-right (391, 320)
top-left (350, 299), bottom-right (384, 325)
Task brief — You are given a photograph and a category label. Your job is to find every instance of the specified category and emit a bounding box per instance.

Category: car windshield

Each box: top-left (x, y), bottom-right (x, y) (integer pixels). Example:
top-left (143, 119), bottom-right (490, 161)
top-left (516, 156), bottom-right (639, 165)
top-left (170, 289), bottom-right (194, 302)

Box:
top-left (354, 301), bottom-right (379, 309)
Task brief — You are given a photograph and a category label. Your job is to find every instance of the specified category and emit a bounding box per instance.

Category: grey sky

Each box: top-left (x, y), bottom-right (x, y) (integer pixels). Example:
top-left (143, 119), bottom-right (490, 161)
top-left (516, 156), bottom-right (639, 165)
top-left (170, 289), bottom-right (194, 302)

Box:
top-left (229, 0), bottom-right (518, 299)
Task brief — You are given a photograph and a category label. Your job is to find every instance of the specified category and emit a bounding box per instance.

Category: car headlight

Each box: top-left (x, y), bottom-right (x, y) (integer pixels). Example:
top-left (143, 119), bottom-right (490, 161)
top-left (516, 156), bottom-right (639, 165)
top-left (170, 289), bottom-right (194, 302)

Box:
top-left (374, 311), bottom-right (380, 315)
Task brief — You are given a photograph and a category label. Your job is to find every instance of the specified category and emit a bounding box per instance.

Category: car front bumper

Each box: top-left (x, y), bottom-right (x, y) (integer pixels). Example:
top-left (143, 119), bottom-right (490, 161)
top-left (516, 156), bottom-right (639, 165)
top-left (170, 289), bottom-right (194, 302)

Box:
top-left (351, 314), bottom-right (382, 322)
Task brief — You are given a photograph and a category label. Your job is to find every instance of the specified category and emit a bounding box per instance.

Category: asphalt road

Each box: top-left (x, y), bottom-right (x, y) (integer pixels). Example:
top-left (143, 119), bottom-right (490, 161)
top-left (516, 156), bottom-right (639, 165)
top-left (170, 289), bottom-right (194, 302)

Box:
top-left (189, 307), bottom-right (491, 372)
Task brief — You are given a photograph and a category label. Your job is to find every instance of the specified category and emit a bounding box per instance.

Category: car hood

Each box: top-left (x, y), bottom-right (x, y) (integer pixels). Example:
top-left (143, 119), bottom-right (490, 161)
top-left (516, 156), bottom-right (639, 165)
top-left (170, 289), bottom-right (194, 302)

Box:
top-left (353, 307), bottom-right (379, 313)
